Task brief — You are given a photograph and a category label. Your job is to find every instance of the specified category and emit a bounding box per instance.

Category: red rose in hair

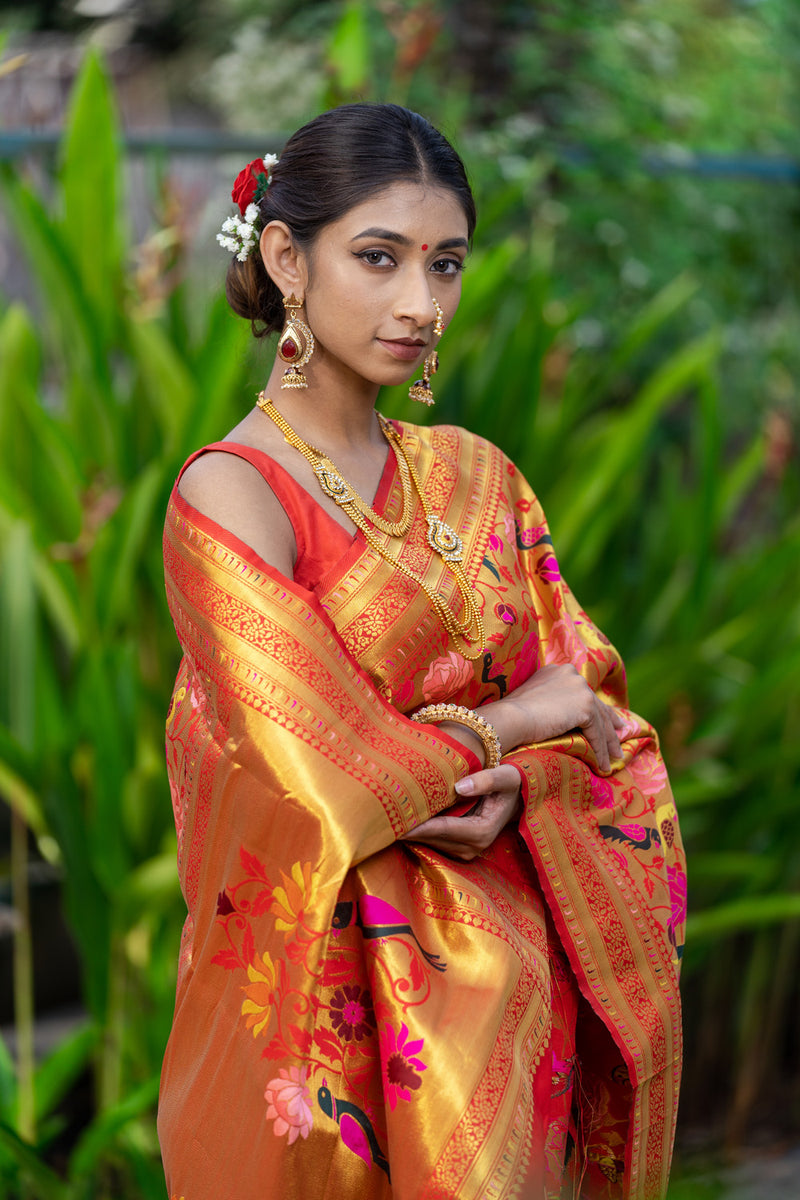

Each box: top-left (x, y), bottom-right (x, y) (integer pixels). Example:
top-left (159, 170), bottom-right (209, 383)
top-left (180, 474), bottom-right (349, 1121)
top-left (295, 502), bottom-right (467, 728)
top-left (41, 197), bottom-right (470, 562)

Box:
top-left (231, 159), bottom-right (268, 215)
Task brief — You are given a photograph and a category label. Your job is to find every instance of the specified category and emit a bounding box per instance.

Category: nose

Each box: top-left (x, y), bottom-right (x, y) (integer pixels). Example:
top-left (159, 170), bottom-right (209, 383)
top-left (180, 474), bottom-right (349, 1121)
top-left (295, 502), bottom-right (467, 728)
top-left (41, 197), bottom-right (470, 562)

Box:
top-left (393, 269), bottom-right (437, 331)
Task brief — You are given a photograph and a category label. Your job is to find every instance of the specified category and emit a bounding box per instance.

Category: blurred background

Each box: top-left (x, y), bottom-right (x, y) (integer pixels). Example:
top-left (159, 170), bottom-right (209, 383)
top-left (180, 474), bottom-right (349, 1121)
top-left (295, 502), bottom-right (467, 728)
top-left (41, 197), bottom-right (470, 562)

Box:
top-left (0, 2), bottom-right (798, 1197)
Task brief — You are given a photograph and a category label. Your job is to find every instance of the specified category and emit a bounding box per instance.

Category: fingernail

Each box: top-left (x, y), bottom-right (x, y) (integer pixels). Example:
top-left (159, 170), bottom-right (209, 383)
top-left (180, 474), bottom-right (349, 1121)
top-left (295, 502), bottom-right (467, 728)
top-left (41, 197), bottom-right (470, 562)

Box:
top-left (455, 777), bottom-right (474, 795)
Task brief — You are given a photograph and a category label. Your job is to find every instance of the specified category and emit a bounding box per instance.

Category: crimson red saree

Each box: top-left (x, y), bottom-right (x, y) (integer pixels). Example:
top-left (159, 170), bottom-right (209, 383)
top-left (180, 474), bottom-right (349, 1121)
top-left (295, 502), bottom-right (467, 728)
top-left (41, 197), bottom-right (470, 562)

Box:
top-left (159, 422), bottom-right (684, 1199)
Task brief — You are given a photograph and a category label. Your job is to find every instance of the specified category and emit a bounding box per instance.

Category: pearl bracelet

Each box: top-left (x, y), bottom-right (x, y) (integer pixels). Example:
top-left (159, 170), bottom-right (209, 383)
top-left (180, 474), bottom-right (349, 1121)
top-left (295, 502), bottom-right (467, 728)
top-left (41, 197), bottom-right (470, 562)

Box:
top-left (411, 703), bottom-right (502, 769)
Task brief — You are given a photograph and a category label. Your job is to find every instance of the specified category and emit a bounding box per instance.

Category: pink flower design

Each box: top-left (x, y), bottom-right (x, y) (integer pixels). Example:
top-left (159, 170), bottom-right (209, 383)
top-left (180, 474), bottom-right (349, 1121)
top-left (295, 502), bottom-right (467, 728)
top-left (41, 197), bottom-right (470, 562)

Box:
top-left (379, 1022), bottom-right (426, 1110)
top-left (507, 632), bottom-right (541, 692)
top-left (544, 618), bottom-right (589, 669)
top-left (264, 1065), bottom-right (313, 1144)
top-left (536, 552), bottom-right (561, 583)
top-left (329, 985), bottom-right (375, 1043)
top-left (626, 746), bottom-right (668, 797)
top-left (494, 601), bottom-right (517, 625)
top-left (615, 712), bottom-right (638, 742)
top-left (421, 651), bottom-right (473, 702)
top-left (590, 774), bottom-right (616, 811)
top-left (667, 864), bottom-right (687, 932)
top-left (620, 823), bottom-right (648, 842)
top-left (391, 676), bottom-right (415, 711)
top-left (515, 522), bottom-right (547, 548)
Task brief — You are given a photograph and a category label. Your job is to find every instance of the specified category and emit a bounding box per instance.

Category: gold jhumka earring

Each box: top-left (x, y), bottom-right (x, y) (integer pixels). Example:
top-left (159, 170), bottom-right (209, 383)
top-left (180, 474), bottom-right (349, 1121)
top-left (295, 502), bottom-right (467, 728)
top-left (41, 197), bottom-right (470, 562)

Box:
top-left (277, 294), bottom-right (315, 389)
top-left (409, 298), bottom-right (444, 405)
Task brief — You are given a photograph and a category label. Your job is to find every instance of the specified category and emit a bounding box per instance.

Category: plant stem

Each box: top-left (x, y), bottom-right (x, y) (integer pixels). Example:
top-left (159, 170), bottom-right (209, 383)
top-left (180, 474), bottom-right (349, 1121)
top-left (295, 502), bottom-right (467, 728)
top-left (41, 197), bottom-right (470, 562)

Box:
top-left (11, 804), bottom-right (35, 1143)
top-left (98, 930), bottom-right (126, 1113)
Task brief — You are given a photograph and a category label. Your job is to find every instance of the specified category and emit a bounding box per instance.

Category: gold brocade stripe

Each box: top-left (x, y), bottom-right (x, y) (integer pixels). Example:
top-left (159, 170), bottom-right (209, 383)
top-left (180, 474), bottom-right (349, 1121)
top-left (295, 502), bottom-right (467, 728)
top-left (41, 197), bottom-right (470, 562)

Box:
top-left (164, 501), bottom-right (471, 840)
top-left (426, 965), bottom-right (549, 1199)
top-left (515, 750), bottom-right (682, 1200)
top-left (320, 424), bottom-right (504, 683)
top-left (521, 753), bottom-right (681, 1075)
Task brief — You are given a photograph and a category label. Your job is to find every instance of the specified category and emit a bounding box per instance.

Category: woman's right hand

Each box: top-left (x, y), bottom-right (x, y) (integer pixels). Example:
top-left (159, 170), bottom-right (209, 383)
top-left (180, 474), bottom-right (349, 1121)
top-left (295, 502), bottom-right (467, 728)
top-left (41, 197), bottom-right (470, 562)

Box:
top-left (481, 664), bottom-right (624, 773)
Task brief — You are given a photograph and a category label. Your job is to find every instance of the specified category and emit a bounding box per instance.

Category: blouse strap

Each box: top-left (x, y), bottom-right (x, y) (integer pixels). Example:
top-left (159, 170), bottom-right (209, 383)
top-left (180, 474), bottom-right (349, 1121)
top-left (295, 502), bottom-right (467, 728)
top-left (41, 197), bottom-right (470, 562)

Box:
top-left (182, 441), bottom-right (309, 562)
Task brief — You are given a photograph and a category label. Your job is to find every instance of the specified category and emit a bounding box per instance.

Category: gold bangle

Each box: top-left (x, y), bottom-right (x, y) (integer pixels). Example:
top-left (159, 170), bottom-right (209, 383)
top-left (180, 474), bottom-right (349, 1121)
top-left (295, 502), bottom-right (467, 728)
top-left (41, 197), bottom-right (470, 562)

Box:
top-left (411, 703), bottom-right (501, 769)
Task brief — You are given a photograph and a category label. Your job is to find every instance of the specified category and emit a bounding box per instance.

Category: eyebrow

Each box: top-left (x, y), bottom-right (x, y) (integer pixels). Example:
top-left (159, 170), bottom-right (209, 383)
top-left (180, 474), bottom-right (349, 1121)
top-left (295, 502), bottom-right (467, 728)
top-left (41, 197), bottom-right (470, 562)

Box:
top-left (351, 228), bottom-right (469, 251)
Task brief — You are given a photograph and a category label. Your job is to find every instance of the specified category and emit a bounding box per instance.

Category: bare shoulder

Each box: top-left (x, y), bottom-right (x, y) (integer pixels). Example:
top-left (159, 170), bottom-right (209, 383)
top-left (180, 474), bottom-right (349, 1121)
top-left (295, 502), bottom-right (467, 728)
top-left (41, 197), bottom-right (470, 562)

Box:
top-left (178, 451), bottom-right (295, 576)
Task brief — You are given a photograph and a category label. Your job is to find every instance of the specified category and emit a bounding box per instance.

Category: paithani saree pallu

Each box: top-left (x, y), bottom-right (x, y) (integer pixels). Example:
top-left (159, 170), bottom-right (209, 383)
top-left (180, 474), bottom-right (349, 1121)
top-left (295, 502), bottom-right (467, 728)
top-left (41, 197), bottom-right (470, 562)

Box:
top-left (159, 421), bottom-right (685, 1200)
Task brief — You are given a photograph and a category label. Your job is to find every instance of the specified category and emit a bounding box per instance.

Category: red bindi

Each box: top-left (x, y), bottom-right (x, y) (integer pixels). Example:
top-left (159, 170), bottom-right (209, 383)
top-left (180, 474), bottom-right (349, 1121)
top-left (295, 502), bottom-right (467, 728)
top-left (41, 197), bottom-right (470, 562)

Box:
top-left (421, 244), bottom-right (428, 251)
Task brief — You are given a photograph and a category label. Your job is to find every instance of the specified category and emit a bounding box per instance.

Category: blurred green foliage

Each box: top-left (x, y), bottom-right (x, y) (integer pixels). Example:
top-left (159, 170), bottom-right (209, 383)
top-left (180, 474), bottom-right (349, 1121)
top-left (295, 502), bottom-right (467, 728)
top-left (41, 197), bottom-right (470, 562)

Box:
top-left (0, 3), bottom-right (798, 1194)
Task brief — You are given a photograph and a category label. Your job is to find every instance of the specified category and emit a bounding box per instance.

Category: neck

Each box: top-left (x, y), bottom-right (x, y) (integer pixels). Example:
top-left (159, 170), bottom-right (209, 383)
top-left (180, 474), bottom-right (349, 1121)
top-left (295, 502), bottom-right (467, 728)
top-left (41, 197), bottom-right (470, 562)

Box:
top-left (263, 356), bottom-right (385, 453)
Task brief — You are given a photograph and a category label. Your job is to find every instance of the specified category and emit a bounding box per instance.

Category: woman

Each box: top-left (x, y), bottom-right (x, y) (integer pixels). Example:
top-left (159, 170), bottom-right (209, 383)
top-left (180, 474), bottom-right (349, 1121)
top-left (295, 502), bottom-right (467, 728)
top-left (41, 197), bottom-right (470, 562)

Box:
top-left (159, 103), bottom-right (685, 1200)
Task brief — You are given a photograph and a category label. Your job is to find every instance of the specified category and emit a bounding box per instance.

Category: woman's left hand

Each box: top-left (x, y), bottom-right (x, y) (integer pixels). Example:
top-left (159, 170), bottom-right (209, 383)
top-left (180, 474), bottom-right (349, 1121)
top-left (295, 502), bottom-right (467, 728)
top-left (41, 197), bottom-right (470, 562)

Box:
top-left (400, 765), bottom-right (522, 861)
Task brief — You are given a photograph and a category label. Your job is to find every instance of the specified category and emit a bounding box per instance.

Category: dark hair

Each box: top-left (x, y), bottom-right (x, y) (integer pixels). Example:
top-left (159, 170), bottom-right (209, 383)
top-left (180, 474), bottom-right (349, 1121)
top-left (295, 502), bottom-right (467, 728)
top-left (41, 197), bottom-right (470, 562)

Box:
top-left (224, 103), bottom-right (477, 338)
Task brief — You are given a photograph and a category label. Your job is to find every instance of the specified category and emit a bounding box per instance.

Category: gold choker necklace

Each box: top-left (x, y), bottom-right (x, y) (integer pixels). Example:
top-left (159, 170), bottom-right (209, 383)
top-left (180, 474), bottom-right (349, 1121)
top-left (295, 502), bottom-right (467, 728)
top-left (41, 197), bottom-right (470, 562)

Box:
top-left (256, 393), bottom-right (485, 659)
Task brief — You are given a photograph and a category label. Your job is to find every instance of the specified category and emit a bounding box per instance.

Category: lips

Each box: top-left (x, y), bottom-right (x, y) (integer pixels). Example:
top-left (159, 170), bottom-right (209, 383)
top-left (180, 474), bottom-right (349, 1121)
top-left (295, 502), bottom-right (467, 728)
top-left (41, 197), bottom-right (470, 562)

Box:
top-left (378, 338), bottom-right (426, 362)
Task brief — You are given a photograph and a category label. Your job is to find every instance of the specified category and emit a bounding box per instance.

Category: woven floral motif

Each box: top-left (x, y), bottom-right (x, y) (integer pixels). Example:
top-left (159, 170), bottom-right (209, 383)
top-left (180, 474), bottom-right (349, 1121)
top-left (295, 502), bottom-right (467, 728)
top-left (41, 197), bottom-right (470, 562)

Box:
top-left (160, 423), bottom-right (685, 1200)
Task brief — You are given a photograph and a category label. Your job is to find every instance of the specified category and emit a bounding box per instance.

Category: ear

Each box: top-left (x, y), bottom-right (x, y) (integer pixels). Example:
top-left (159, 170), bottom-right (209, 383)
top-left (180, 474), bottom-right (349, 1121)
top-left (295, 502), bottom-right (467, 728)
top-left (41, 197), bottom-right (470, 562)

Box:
top-left (259, 221), bottom-right (309, 299)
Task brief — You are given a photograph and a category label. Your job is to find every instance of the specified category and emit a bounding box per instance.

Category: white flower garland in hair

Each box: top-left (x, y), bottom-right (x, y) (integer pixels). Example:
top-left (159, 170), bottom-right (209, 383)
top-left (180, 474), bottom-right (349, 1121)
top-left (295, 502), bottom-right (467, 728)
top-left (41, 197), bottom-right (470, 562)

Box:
top-left (217, 153), bottom-right (280, 261)
top-left (217, 202), bottom-right (260, 261)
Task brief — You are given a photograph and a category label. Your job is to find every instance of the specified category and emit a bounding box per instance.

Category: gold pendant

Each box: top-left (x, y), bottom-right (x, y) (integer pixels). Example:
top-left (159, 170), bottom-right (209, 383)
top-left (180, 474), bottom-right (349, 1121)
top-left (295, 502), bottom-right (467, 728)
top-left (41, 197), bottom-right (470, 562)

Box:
top-left (314, 464), bottom-right (353, 504)
top-left (427, 515), bottom-right (463, 563)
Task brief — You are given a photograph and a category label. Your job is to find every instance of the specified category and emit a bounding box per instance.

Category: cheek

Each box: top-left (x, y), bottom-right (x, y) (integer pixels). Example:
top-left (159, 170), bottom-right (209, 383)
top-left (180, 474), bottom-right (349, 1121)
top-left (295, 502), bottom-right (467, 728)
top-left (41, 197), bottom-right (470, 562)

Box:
top-left (309, 265), bottom-right (373, 325)
top-left (439, 283), bottom-right (462, 324)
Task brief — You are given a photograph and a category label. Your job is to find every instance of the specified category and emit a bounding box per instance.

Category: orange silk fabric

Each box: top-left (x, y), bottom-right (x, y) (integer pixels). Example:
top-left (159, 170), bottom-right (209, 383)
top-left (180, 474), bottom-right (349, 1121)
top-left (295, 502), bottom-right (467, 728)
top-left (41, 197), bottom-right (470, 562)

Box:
top-left (159, 421), bottom-right (684, 1199)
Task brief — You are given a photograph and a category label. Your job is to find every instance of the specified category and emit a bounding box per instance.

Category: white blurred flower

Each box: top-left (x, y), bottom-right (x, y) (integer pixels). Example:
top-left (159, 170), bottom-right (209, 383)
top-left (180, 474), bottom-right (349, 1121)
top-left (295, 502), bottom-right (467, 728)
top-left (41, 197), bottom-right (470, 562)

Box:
top-left (245, 203), bottom-right (259, 224)
top-left (572, 318), bottom-right (605, 349)
top-left (263, 154), bottom-right (280, 171)
top-left (655, 142), bottom-right (696, 168)
top-left (713, 205), bottom-right (741, 232)
top-left (202, 21), bottom-right (323, 131)
top-left (504, 113), bottom-right (545, 141)
top-left (539, 199), bottom-right (569, 226)
top-left (596, 219), bottom-right (626, 246)
top-left (661, 93), bottom-right (706, 123)
top-left (498, 154), bottom-right (528, 181)
top-left (621, 258), bottom-right (651, 289)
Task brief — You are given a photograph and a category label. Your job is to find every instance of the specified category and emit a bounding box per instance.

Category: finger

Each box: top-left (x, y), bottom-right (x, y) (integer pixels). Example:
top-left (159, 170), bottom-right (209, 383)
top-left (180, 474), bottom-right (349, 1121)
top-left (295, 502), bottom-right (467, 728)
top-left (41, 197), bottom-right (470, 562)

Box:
top-left (399, 822), bottom-right (483, 858)
top-left (601, 704), bottom-right (624, 761)
top-left (399, 813), bottom-right (458, 841)
top-left (414, 839), bottom-right (480, 861)
top-left (454, 764), bottom-right (519, 798)
top-left (581, 708), bottom-right (611, 773)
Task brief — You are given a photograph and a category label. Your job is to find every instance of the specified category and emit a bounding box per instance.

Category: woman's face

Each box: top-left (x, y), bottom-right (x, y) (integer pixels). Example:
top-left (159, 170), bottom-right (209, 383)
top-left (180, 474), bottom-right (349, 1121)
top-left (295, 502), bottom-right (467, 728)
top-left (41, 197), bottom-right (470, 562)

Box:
top-left (300, 181), bottom-right (470, 389)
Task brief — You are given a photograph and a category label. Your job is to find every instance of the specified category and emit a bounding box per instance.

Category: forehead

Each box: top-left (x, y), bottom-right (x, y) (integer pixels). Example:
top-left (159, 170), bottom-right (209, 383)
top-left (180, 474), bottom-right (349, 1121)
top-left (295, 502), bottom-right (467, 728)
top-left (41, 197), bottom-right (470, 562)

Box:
top-left (325, 181), bottom-right (469, 241)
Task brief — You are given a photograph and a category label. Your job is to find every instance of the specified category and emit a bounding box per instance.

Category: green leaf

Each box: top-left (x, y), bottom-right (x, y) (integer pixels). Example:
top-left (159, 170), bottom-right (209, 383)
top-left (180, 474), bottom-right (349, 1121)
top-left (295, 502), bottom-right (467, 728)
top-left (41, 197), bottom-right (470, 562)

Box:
top-left (128, 319), bottom-right (196, 459)
top-left (0, 756), bottom-right (46, 838)
top-left (35, 1024), bottom-right (97, 1125)
top-left (687, 895), bottom-right (800, 942)
top-left (327, 1), bottom-right (370, 93)
top-left (68, 1075), bottom-right (159, 1182)
top-left (0, 1036), bottom-right (16, 1124)
top-left (117, 852), bottom-right (181, 922)
top-left (60, 48), bottom-right (121, 331)
top-left (0, 169), bottom-right (117, 467)
top-left (97, 462), bottom-right (165, 632)
top-left (0, 1121), bottom-right (68, 1200)
top-left (551, 330), bottom-right (721, 561)
top-left (0, 521), bottom-right (36, 748)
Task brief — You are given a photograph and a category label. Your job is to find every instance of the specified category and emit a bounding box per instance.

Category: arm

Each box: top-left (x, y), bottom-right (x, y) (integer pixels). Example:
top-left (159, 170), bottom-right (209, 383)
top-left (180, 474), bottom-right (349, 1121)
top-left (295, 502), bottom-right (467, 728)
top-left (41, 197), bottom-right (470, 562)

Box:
top-left (179, 451), bottom-right (297, 577)
top-left (401, 672), bottom-right (624, 862)
top-left (435, 664), bottom-right (624, 774)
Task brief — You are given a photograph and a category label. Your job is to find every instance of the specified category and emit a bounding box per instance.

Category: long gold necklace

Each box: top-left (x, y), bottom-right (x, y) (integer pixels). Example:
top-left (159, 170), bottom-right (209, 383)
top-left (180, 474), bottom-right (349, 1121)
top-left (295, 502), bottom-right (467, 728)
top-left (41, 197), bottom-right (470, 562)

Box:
top-left (256, 393), bottom-right (485, 659)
